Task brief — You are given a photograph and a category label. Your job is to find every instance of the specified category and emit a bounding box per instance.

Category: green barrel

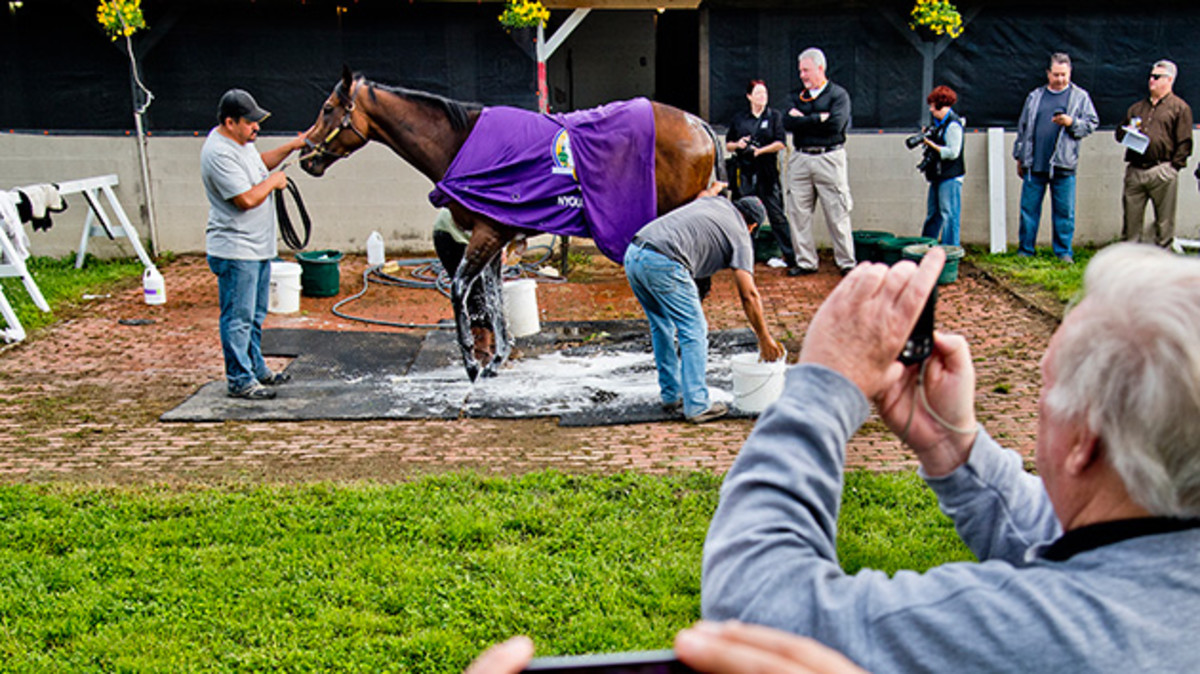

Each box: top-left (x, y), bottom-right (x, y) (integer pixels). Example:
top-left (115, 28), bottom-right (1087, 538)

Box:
top-left (851, 230), bottom-right (894, 263)
top-left (295, 249), bottom-right (344, 297)
top-left (901, 244), bottom-right (966, 284)
top-left (878, 236), bottom-right (937, 266)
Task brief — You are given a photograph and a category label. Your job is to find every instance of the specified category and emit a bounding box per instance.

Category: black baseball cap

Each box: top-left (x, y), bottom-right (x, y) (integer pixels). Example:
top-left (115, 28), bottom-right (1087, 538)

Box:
top-left (217, 89), bottom-right (270, 124)
top-left (733, 196), bottom-right (767, 228)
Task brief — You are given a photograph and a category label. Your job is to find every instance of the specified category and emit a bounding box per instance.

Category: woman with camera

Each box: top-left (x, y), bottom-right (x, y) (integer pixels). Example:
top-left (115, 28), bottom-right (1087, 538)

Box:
top-left (917, 85), bottom-right (965, 245)
top-left (725, 80), bottom-right (797, 271)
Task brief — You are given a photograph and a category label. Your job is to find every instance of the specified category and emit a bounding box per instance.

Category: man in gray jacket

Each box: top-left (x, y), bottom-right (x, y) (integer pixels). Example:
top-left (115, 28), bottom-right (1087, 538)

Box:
top-left (702, 243), bottom-right (1200, 673)
top-left (1012, 53), bottom-right (1098, 263)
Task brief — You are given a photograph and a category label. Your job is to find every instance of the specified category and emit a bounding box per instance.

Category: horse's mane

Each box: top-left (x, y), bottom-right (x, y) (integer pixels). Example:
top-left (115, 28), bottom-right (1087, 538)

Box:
top-left (362, 79), bottom-right (481, 132)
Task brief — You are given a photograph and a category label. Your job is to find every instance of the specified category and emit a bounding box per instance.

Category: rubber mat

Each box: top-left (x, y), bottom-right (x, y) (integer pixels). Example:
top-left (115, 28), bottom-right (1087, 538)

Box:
top-left (161, 323), bottom-right (765, 425)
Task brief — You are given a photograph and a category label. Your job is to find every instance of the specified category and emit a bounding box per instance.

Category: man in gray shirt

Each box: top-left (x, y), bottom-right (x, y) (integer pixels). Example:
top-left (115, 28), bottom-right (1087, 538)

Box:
top-left (202, 89), bottom-right (305, 400)
top-left (1013, 53), bottom-right (1098, 263)
top-left (703, 243), bottom-right (1200, 672)
top-left (624, 186), bottom-right (784, 423)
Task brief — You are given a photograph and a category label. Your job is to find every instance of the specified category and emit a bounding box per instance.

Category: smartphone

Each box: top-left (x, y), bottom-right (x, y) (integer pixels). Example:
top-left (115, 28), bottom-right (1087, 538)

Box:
top-left (898, 285), bottom-right (937, 365)
top-left (523, 649), bottom-right (697, 674)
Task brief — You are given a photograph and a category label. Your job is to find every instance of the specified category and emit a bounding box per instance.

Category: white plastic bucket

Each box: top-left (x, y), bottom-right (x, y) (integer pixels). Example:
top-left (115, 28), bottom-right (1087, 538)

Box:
top-left (142, 267), bottom-right (166, 305)
top-left (502, 278), bottom-right (540, 337)
top-left (731, 352), bottom-right (786, 413)
top-left (269, 261), bottom-right (302, 314)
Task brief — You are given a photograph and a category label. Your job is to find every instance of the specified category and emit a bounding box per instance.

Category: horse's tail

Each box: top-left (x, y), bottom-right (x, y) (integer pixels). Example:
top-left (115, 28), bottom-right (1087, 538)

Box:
top-left (700, 119), bottom-right (727, 185)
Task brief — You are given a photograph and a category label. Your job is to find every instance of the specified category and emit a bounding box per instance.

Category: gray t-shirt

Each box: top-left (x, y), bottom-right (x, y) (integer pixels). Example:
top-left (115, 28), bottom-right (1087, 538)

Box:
top-left (635, 197), bottom-right (755, 279)
top-left (201, 127), bottom-right (277, 260)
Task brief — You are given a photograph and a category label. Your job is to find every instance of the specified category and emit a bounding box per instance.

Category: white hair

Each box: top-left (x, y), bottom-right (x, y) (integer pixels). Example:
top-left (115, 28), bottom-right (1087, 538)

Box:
top-left (1044, 243), bottom-right (1200, 516)
top-left (1154, 59), bottom-right (1178, 79)
top-left (798, 48), bottom-right (826, 70)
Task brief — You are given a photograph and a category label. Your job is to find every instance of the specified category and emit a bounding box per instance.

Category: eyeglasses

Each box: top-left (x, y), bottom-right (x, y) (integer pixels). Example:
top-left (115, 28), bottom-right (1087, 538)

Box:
top-left (1150, 73), bottom-right (1170, 80)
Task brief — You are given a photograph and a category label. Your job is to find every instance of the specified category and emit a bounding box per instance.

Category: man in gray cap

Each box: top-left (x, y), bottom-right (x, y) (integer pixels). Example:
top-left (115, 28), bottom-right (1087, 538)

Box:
top-left (624, 184), bottom-right (785, 424)
top-left (201, 88), bottom-right (306, 400)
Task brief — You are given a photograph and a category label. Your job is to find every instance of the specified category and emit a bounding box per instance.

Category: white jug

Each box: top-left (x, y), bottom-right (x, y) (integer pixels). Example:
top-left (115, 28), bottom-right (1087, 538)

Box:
top-left (143, 267), bottom-right (166, 305)
top-left (366, 231), bottom-right (385, 267)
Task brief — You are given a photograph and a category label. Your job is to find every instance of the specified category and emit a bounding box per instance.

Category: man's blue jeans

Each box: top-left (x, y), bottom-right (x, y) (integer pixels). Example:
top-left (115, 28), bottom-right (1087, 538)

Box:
top-left (623, 243), bottom-right (710, 417)
top-left (1018, 172), bottom-right (1076, 258)
top-left (922, 178), bottom-right (962, 246)
top-left (207, 256), bottom-right (272, 392)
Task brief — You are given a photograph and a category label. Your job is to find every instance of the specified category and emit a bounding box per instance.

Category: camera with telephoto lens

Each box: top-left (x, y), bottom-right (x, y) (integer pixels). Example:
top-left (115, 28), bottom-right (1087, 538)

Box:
top-left (904, 127), bottom-right (931, 150)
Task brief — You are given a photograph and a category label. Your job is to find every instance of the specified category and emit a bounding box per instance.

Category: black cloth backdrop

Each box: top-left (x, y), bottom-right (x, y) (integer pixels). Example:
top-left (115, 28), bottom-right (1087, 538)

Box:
top-left (4, 0), bottom-right (1200, 132)
top-left (0, 0), bottom-right (537, 133)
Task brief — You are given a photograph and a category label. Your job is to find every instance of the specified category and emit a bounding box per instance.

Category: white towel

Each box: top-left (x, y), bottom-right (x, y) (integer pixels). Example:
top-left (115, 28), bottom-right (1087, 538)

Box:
top-left (0, 192), bottom-right (31, 261)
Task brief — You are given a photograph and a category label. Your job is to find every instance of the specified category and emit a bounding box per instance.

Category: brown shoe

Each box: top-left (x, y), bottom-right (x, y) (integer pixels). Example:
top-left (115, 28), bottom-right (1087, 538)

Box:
top-left (687, 401), bottom-right (728, 424)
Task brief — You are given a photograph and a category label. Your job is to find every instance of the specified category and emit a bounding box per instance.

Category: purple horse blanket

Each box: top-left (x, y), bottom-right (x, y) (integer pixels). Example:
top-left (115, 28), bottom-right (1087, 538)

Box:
top-left (428, 98), bottom-right (656, 263)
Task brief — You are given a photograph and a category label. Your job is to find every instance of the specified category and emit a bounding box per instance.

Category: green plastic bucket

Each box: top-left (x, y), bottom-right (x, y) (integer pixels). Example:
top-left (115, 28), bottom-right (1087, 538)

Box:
top-left (295, 249), bottom-right (343, 297)
top-left (902, 244), bottom-right (966, 284)
top-left (878, 236), bottom-right (937, 266)
top-left (851, 230), bottom-right (894, 263)
top-left (754, 224), bottom-right (783, 263)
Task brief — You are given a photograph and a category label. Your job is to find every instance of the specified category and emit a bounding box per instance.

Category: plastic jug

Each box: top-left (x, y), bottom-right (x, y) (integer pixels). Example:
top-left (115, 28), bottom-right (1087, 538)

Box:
top-left (143, 267), bottom-right (166, 305)
top-left (366, 231), bottom-right (386, 267)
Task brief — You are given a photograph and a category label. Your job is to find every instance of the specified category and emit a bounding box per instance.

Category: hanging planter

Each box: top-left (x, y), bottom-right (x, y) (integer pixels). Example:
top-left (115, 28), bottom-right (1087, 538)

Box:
top-left (96, 0), bottom-right (146, 40)
top-left (498, 0), bottom-right (549, 30)
top-left (909, 0), bottom-right (963, 40)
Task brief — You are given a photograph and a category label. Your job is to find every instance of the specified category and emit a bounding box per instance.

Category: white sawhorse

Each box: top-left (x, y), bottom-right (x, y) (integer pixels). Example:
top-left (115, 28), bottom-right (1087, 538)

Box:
top-left (0, 192), bottom-right (50, 343)
top-left (59, 174), bottom-right (156, 271)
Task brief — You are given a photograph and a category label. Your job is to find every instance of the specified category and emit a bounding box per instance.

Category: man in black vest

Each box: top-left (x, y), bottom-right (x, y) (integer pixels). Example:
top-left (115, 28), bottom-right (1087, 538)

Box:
top-left (783, 47), bottom-right (855, 276)
top-left (919, 86), bottom-right (965, 245)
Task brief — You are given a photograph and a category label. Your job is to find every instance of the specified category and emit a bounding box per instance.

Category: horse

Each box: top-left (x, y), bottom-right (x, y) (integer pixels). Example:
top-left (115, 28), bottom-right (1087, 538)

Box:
top-left (300, 65), bottom-right (720, 381)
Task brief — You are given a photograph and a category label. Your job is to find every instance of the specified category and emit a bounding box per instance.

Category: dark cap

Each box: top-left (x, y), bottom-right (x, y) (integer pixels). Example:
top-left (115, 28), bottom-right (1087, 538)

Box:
top-left (217, 89), bottom-right (270, 124)
top-left (733, 196), bottom-right (767, 228)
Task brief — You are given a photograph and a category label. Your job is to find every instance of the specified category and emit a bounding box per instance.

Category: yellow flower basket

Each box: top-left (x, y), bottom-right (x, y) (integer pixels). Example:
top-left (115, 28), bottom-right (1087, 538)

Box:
top-left (96, 0), bottom-right (146, 40)
top-left (498, 0), bottom-right (549, 29)
top-left (909, 0), bottom-right (963, 39)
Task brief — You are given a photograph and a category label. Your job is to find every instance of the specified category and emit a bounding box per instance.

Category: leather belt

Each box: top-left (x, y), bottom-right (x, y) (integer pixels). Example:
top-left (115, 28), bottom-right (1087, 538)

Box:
top-left (798, 144), bottom-right (843, 155)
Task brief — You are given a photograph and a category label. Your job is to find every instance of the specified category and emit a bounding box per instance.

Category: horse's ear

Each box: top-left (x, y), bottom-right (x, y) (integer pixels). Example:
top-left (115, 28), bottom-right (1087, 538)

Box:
top-left (341, 64), bottom-right (354, 90)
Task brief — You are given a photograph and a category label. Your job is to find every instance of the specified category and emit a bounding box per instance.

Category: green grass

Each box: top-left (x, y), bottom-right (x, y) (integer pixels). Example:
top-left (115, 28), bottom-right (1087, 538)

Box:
top-left (970, 245), bottom-right (1096, 304)
top-left (0, 471), bottom-right (971, 671)
top-left (0, 254), bottom-right (147, 336)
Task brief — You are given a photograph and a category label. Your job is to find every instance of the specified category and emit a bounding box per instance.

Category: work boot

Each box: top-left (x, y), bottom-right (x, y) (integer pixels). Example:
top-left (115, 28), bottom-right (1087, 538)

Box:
top-left (687, 401), bottom-right (728, 424)
top-left (228, 382), bottom-right (276, 400)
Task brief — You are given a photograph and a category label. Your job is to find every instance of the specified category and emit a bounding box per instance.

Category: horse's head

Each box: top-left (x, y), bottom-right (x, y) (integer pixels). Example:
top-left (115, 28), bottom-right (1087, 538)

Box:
top-left (300, 65), bottom-right (370, 177)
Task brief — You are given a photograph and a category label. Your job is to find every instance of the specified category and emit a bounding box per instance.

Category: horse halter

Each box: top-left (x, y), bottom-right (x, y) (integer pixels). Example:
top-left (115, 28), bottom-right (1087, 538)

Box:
top-left (302, 80), bottom-right (369, 161)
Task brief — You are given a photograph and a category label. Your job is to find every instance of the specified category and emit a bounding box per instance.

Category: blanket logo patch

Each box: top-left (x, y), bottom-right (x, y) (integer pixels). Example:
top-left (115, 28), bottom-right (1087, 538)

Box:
top-left (551, 129), bottom-right (577, 177)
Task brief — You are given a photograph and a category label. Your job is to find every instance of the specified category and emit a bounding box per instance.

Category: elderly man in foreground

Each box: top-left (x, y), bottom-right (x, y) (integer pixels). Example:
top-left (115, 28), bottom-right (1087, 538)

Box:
top-left (702, 244), bottom-right (1200, 672)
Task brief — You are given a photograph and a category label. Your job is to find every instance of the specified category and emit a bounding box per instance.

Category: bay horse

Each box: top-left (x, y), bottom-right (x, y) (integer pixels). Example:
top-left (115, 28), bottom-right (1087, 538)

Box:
top-left (300, 66), bottom-right (719, 381)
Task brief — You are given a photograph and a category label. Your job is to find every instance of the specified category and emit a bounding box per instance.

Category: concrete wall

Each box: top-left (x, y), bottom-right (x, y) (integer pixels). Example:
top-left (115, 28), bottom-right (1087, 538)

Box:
top-left (2, 129), bottom-right (1192, 260)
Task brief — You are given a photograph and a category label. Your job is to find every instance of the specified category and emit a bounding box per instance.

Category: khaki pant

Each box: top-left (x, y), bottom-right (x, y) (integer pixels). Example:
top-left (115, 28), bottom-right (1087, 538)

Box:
top-left (1122, 163), bottom-right (1179, 248)
top-left (785, 148), bottom-right (856, 270)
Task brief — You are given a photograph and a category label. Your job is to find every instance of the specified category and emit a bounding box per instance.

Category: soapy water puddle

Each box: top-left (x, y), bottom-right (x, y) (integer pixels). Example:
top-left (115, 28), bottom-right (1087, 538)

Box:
top-left (385, 348), bottom-right (742, 421)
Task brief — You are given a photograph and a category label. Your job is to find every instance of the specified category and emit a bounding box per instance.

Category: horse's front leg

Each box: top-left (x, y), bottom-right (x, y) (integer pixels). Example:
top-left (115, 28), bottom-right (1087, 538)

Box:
top-left (450, 268), bottom-right (482, 382)
top-left (479, 255), bottom-right (509, 378)
top-left (452, 218), bottom-right (508, 381)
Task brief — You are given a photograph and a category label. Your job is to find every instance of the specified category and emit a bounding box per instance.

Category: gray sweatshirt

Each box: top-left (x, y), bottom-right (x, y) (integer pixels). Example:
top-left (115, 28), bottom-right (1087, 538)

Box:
top-left (702, 364), bottom-right (1200, 673)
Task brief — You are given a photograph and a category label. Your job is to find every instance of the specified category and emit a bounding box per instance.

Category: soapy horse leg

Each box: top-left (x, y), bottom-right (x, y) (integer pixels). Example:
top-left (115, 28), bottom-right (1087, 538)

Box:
top-left (451, 216), bottom-right (512, 381)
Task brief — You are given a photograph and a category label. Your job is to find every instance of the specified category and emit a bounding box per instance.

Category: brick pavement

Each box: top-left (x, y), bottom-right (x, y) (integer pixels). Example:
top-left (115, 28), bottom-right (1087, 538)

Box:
top-left (0, 250), bottom-right (1057, 484)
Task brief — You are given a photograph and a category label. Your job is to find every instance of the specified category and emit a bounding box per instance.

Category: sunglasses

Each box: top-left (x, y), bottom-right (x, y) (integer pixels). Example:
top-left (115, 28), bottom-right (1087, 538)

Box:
top-left (1150, 73), bottom-right (1170, 80)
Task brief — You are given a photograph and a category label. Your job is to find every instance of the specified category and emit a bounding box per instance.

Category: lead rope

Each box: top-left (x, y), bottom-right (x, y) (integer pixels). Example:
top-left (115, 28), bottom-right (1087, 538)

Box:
top-left (276, 177), bottom-right (312, 250)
